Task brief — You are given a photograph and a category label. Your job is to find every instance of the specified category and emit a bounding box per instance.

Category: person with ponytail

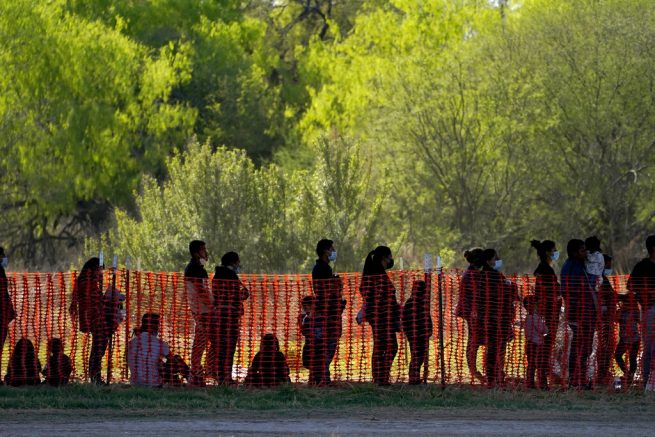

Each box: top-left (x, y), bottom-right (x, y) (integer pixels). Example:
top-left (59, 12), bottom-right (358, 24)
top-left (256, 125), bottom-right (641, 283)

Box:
top-left (360, 246), bottom-right (400, 385)
top-left (478, 248), bottom-right (519, 388)
top-left (456, 248), bottom-right (485, 383)
top-left (530, 239), bottom-right (561, 388)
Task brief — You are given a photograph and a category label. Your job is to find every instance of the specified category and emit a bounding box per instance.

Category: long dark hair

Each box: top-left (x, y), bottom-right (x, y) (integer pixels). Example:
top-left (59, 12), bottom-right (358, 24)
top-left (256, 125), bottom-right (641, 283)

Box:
top-left (464, 247), bottom-right (484, 267)
top-left (260, 333), bottom-right (280, 353)
top-left (10, 338), bottom-right (37, 372)
top-left (530, 240), bottom-right (556, 263)
top-left (362, 246), bottom-right (391, 276)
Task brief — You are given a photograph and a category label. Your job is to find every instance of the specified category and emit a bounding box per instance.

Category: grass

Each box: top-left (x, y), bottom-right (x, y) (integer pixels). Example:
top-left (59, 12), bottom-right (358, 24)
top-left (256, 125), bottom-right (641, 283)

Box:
top-left (1, 383), bottom-right (654, 420)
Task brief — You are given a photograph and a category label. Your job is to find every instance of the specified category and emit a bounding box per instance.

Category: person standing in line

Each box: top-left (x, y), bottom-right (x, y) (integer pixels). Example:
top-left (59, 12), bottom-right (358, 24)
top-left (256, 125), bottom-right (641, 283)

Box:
top-left (596, 254), bottom-right (618, 386)
top-left (614, 292), bottom-right (640, 386)
top-left (455, 248), bottom-right (485, 383)
top-left (478, 249), bottom-right (519, 388)
top-left (360, 246), bottom-right (400, 386)
top-left (627, 235), bottom-right (655, 387)
top-left (560, 239), bottom-right (596, 389)
top-left (523, 295), bottom-right (549, 390)
top-left (299, 295), bottom-right (325, 384)
top-left (0, 247), bottom-right (16, 369)
top-left (69, 257), bottom-right (107, 384)
top-left (530, 240), bottom-right (561, 384)
top-left (213, 251), bottom-right (249, 384)
top-left (184, 240), bottom-right (213, 386)
top-left (402, 280), bottom-right (433, 384)
top-left (127, 313), bottom-right (170, 387)
top-left (311, 239), bottom-right (346, 385)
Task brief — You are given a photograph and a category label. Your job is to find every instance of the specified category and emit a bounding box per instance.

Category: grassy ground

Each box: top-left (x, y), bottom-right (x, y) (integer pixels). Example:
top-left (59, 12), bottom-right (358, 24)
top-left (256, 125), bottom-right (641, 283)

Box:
top-left (1, 383), bottom-right (654, 420)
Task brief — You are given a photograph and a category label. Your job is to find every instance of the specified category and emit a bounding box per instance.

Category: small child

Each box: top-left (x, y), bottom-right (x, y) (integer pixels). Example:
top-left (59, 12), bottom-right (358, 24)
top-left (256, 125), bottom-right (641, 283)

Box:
top-left (614, 292), bottom-right (640, 385)
top-left (42, 338), bottom-right (72, 386)
top-left (5, 338), bottom-right (41, 387)
top-left (160, 354), bottom-right (191, 386)
top-left (127, 313), bottom-right (170, 387)
top-left (298, 295), bottom-right (327, 384)
top-left (401, 280), bottom-right (433, 384)
top-left (585, 236), bottom-right (604, 289)
top-left (523, 295), bottom-right (549, 390)
top-left (245, 333), bottom-right (290, 387)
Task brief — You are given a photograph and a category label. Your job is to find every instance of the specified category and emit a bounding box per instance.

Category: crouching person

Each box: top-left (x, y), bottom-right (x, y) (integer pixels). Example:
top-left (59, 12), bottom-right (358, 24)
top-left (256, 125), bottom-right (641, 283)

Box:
top-left (5, 338), bottom-right (41, 387)
top-left (42, 338), bottom-right (72, 386)
top-left (245, 334), bottom-right (290, 387)
top-left (402, 280), bottom-right (433, 384)
top-left (127, 313), bottom-right (170, 387)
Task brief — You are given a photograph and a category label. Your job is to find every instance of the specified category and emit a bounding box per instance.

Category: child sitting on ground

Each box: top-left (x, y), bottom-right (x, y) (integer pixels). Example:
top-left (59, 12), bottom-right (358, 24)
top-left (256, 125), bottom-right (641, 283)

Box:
top-left (523, 295), bottom-right (549, 390)
top-left (42, 338), bottom-right (72, 386)
top-left (127, 313), bottom-right (170, 387)
top-left (5, 338), bottom-right (41, 387)
top-left (160, 354), bottom-right (191, 387)
top-left (401, 280), bottom-right (433, 384)
top-left (615, 292), bottom-right (640, 386)
top-left (298, 295), bottom-right (327, 385)
top-left (245, 333), bottom-right (290, 387)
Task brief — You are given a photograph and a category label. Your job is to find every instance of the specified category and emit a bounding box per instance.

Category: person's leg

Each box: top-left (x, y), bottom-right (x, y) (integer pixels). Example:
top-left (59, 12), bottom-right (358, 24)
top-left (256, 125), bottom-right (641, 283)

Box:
top-left (408, 337), bottom-right (420, 384)
top-left (382, 331), bottom-right (398, 385)
top-left (224, 319), bottom-right (240, 383)
top-left (191, 314), bottom-right (209, 383)
top-left (614, 340), bottom-right (628, 375)
top-left (642, 306), bottom-right (655, 385)
top-left (568, 323), bottom-right (583, 387)
top-left (628, 342), bottom-right (640, 381)
top-left (525, 342), bottom-right (537, 389)
top-left (0, 323), bottom-right (8, 371)
top-left (466, 318), bottom-right (482, 380)
top-left (323, 340), bottom-right (338, 384)
top-left (596, 321), bottom-right (611, 385)
top-left (88, 326), bottom-right (109, 383)
top-left (485, 339), bottom-right (498, 388)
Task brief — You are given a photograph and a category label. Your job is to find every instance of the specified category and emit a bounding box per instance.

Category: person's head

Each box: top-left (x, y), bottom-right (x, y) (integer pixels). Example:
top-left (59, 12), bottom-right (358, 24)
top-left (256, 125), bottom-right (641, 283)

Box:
top-left (47, 338), bottom-right (63, 356)
top-left (585, 236), bottom-right (601, 253)
top-left (523, 295), bottom-right (538, 313)
top-left (189, 240), bottom-right (208, 264)
top-left (260, 333), bottom-right (280, 352)
top-left (412, 280), bottom-right (427, 298)
top-left (140, 313), bottom-right (160, 334)
top-left (463, 247), bottom-right (484, 268)
top-left (316, 239), bottom-right (336, 263)
top-left (221, 251), bottom-right (240, 272)
top-left (481, 249), bottom-right (502, 270)
top-left (363, 246), bottom-right (393, 275)
top-left (11, 338), bottom-right (36, 367)
top-left (80, 257), bottom-right (101, 280)
top-left (530, 240), bottom-right (558, 263)
top-left (301, 295), bottom-right (316, 313)
top-left (646, 235), bottom-right (655, 257)
top-left (0, 246), bottom-right (7, 269)
top-left (566, 239), bottom-right (587, 261)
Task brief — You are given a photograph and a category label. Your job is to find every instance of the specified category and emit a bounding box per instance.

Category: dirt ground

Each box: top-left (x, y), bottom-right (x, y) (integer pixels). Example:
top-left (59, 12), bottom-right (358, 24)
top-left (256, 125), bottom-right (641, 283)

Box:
top-left (2, 410), bottom-right (653, 436)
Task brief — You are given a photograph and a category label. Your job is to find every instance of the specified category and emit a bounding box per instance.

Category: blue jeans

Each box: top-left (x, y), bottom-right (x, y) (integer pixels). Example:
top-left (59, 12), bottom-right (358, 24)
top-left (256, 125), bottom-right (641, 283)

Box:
top-left (641, 306), bottom-right (655, 385)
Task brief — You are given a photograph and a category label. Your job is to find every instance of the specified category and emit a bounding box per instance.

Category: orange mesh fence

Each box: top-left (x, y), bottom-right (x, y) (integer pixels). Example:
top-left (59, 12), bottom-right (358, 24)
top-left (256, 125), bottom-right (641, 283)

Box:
top-left (0, 269), bottom-right (648, 389)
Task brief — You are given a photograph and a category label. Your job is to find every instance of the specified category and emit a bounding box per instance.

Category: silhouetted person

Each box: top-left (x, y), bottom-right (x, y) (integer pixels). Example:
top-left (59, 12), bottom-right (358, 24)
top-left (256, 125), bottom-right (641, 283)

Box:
top-left (311, 239), bottom-right (346, 385)
top-left (615, 292), bottom-right (640, 386)
top-left (245, 333), bottom-right (290, 387)
top-left (402, 280), bottom-right (432, 384)
top-left (5, 338), bottom-right (41, 386)
top-left (42, 338), bottom-right (72, 386)
top-left (530, 239), bottom-right (561, 385)
top-left (212, 251), bottom-right (249, 384)
top-left (360, 246), bottom-right (400, 385)
top-left (455, 248), bottom-right (484, 383)
top-left (627, 235), bottom-right (655, 387)
top-left (69, 257), bottom-right (107, 384)
top-left (585, 236), bottom-right (604, 291)
top-left (561, 239), bottom-right (596, 389)
top-left (596, 254), bottom-right (617, 386)
top-left (479, 249), bottom-right (518, 388)
top-left (184, 240), bottom-right (213, 386)
top-left (523, 295), bottom-right (548, 390)
top-left (127, 313), bottom-right (170, 387)
top-left (299, 295), bottom-right (326, 384)
top-left (161, 354), bottom-right (191, 387)
top-left (0, 247), bottom-right (16, 369)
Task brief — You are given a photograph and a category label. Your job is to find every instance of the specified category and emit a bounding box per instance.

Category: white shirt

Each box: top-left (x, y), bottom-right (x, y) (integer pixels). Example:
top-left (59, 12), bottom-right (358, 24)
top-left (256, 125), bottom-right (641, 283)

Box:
top-left (127, 332), bottom-right (170, 387)
top-left (525, 313), bottom-right (548, 345)
top-left (585, 251), bottom-right (605, 277)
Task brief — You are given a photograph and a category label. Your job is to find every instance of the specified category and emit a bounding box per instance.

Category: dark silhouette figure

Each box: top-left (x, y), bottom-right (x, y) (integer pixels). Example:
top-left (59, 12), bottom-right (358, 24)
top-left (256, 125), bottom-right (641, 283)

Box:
top-left (311, 239), bottom-right (346, 385)
top-left (530, 239), bottom-right (561, 385)
top-left (479, 249), bottom-right (518, 388)
top-left (360, 246), bottom-right (400, 385)
top-left (0, 247), bottom-right (16, 369)
top-left (596, 254), bottom-right (618, 386)
top-left (42, 338), bottom-right (72, 386)
top-left (523, 295), bottom-right (548, 390)
top-left (212, 251), bottom-right (249, 384)
top-left (5, 338), bottom-right (41, 386)
top-left (245, 333), bottom-right (290, 387)
top-left (402, 280), bottom-right (433, 384)
top-left (614, 292), bottom-right (640, 385)
top-left (299, 295), bottom-right (327, 384)
top-left (455, 248), bottom-right (484, 383)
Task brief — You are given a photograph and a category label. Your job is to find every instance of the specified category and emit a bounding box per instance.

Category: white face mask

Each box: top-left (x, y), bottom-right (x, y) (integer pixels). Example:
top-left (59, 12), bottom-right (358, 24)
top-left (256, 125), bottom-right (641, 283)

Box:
top-left (0, 257), bottom-right (7, 269)
top-left (494, 259), bottom-right (503, 270)
top-left (199, 257), bottom-right (207, 266)
top-left (604, 268), bottom-right (613, 276)
top-left (551, 251), bottom-right (560, 262)
top-left (328, 250), bottom-right (337, 263)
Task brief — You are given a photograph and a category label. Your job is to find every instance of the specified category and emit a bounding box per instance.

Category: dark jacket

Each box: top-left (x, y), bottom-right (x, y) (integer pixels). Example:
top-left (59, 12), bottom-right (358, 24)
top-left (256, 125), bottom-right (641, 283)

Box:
top-left (478, 265), bottom-right (518, 343)
top-left (560, 258), bottom-right (596, 322)
top-left (212, 266), bottom-right (249, 318)
top-left (628, 258), bottom-right (655, 309)
top-left (0, 266), bottom-right (16, 326)
top-left (360, 271), bottom-right (400, 333)
top-left (402, 295), bottom-right (433, 339)
top-left (312, 259), bottom-right (346, 341)
top-left (73, 272), bottom-right (104, 333)
top-left (245, 351), bottom-right (290, 387)
top-left (456, 266), bottom-right (481, 320)
top-left (534, 261), bottom-right (561, 324)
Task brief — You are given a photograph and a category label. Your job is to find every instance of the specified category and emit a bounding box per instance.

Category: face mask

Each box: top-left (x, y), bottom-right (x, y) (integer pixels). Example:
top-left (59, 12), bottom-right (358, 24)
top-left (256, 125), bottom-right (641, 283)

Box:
top-left (604, 268), bottom-right (613, 276)
top-left (494, 259), bottom-right (503, 270)
top-left (387, 258), bottom-right (394, 269)
top-left (328, 250), bottom-right (337, 263)
top-left (551, 251), bottom-right (560, 262)
top-left (199, 258), bottom-right (207, 266)
top-left (0, 257), bottom-right (7, 269)
top-left (235, 266), bottom-right (242, 274)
